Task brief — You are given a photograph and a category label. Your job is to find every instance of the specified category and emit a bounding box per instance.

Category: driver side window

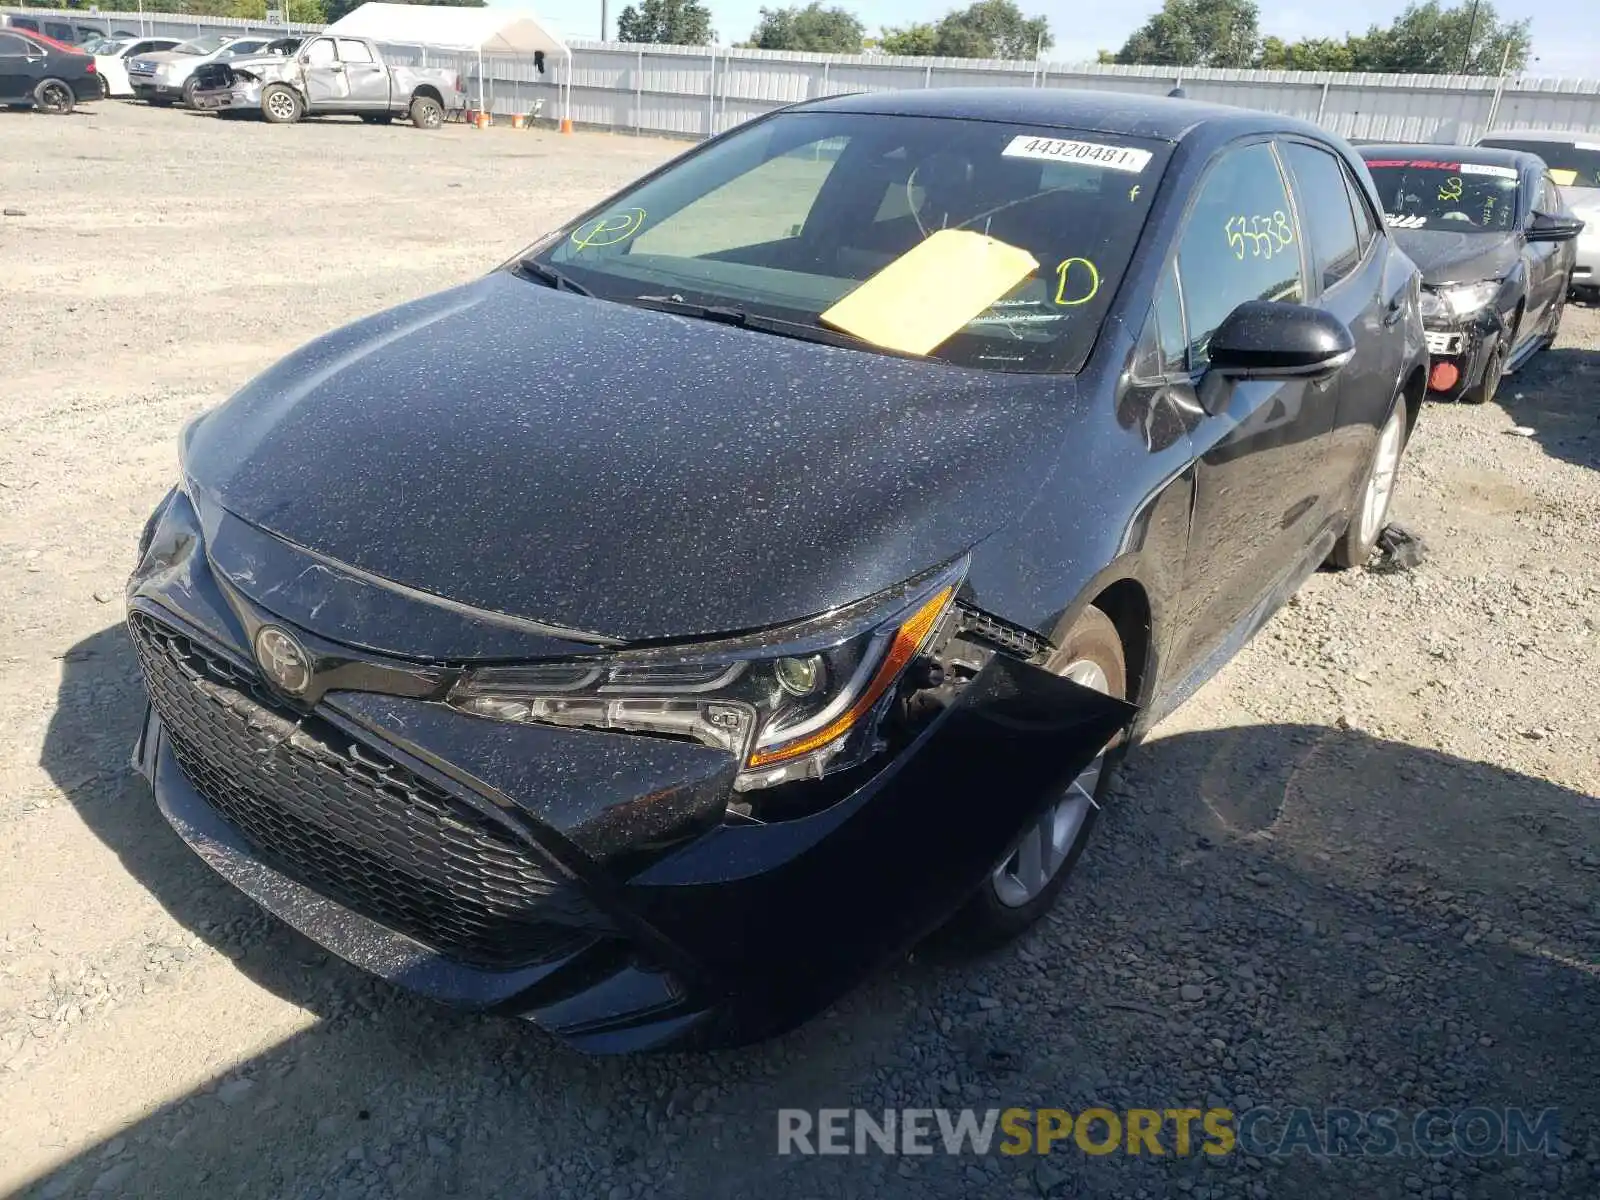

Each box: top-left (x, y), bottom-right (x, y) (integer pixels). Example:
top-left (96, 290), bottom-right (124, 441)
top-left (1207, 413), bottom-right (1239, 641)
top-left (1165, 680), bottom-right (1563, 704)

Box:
top-left (1176, 142), bottom-right (1305, 366)
top-left (303, 38), bottom-right (336, 66)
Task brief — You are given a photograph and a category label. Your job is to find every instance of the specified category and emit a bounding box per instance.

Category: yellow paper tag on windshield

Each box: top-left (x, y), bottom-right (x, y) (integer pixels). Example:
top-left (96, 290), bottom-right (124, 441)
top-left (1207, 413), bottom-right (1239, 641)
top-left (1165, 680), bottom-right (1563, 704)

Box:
top-left (820, 229), bottom-right (1040, 356)
top-left (1549, 168), bottom-right (1579, 187)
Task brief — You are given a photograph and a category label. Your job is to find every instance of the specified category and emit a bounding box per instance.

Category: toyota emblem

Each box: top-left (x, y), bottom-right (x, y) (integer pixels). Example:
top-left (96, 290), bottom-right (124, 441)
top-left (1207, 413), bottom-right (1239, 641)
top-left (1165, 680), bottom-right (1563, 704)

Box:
top-left (254, 626), bottom-right (312, 696)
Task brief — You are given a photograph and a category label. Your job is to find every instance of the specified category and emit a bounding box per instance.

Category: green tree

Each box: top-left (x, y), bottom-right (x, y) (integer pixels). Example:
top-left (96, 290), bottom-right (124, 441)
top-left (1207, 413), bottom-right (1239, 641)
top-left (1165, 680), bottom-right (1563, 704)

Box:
top-left (748, 3), bottom-right (864, 52)
top-left (616, 0), bottom-right (715, 45)
top-left (938, 0), bottom-right (1051, 58)
top-left (879, 22), bottom-right (939, 55)
top-left (1348, 1), bottom-right (1529, 73)
top-left (1256, 34), bottom-right (1355, 71)
top-left (880, 2), bottom-right (1051, 59)
top-left (1114, 0), bottom-right (1261, 67)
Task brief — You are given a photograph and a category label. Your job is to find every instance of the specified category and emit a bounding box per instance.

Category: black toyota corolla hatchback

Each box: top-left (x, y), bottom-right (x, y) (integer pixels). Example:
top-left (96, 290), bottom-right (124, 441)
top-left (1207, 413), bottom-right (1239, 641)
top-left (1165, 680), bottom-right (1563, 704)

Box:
top-left (129, 89), bottom-right (1427, 1051)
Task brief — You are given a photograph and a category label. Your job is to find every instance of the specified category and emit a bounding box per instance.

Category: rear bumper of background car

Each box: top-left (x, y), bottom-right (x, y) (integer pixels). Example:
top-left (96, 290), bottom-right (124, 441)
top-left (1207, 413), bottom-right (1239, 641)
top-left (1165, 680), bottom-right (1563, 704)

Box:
top-left (1574, 233), bottom-right (1600, 295)
top-left (126, 490), bottom-right (1130, 1051)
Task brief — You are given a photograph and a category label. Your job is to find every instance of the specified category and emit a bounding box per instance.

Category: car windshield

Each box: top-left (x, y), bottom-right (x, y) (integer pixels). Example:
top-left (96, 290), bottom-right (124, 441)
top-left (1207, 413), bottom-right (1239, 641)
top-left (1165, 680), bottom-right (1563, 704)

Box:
top-left (95, 38), bottom-right (129, 55)
top-left (1364, 157), bottom-right (1521, 232)
top-left (175, 36), bottom-right (228, 55)
top-left (1479, 138), bottom-right (1600, 190)
top-left (527, 111), bottom-right (1172, 373)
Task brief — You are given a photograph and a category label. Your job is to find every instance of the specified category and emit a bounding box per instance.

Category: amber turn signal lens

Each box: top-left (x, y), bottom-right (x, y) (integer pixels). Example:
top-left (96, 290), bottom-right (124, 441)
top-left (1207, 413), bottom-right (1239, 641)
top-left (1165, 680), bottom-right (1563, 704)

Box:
top-left (746, 585), bottom-right (953, 769)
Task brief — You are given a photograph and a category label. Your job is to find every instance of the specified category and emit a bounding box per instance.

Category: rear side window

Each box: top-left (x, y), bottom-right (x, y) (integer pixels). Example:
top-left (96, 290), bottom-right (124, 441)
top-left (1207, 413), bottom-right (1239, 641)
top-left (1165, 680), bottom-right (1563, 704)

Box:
top-left (1282, 142), bottom-right (1362, 290)
top-left (1538, 175), bottom-right (1563, 212)
top-left (1177, 141), bottom-right (1306, 365)
top-left (1481, 139), bottom-right (1600, 188)
top-left (1343, 164), bottom-right (1379, 254)
top-left (0, 33), bottom-right (28, 56)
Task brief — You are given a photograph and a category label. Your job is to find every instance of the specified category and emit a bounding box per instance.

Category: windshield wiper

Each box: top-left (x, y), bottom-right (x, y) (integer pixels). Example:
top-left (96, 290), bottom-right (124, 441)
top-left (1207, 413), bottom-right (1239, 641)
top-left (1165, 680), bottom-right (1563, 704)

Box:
top-left (513, 259), bottom-right (594, 297)
top-left (626, 295), bottom-right (914, 357)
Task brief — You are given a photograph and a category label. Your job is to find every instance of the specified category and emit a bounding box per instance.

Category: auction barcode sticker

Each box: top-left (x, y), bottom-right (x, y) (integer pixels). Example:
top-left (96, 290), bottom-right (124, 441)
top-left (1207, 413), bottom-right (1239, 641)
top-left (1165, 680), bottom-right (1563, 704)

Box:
top-left (1002, 135), bottom-right (1153, 174)
top-left (1459, 163), bottom-right (1519, 179)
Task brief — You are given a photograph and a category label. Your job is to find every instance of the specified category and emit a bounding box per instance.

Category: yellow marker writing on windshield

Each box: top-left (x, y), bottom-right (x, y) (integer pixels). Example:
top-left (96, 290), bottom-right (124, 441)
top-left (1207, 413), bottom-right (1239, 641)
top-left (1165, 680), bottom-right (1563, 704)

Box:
top-left (1438, 176), bottom-right (1463, 202)
top-left (571, 208), bottom-right (648, 250)
top-left (1054, 257), bottom-right (1101, 306)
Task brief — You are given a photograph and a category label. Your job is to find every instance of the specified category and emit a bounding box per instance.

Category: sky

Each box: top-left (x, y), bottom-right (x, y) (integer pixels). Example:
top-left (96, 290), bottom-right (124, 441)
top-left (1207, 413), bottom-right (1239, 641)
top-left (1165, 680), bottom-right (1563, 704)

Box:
top-left (519, 0), bottom-right (1600, 79)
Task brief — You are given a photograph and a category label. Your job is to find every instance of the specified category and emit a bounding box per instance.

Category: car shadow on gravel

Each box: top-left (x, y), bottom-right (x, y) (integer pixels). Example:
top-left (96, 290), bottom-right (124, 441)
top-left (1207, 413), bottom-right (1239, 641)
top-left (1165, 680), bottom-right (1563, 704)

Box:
top-left (1501, 345), bottom-right (1600, 473)
top-left (32, 626), bottom-right (1600, 1199)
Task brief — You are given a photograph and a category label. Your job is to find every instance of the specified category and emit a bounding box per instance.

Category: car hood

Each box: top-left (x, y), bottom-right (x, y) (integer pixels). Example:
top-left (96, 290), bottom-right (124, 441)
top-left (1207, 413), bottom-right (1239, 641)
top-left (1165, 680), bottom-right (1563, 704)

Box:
top-left (183, 271), bottom-right (1080, 644)
top-left (1393, 229), bottom-right (1520, 286)
top-left (133, 50), bottom-right (202, 65)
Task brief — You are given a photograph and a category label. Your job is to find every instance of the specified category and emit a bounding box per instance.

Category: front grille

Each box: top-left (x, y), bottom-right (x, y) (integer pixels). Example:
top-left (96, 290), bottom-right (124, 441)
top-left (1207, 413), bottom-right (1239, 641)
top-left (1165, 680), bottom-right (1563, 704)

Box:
top-left (128, 611), bottom-right (590, 969)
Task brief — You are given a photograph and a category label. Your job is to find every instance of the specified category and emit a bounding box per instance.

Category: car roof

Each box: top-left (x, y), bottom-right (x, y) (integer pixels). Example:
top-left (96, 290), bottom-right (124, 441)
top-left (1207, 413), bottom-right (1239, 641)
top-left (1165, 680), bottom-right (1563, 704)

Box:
top-left (1358, 143), bottom-right (1540, 171)
top-left (793, 87), bottom-right (1319, 144)
top-left (1480, 129), bottom-right (1594, 145)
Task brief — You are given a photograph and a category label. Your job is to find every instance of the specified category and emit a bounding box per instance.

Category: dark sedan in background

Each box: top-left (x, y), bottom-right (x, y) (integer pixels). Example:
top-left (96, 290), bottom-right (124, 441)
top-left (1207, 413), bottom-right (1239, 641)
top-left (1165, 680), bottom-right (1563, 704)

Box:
top-left (128, 89), bottom-right (1427, 1051)
top-left (1361, 145), bottom-right (1583, 403)
top-left (0, 27), bottom-right (97, 113)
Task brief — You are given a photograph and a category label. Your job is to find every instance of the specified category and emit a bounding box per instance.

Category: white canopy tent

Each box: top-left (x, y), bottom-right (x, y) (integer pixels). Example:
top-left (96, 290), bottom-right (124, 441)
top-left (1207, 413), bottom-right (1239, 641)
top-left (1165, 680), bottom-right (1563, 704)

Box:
top-left (324, 3), bottom-right (571, 120)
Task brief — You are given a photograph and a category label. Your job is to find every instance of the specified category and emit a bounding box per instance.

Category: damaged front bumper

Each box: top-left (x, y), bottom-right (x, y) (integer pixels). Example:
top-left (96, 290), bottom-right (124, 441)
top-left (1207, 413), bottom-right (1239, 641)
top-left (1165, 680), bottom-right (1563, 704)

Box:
top-left (1423, 314), bottom-right (1499, 400)
top-left (126, 490), bottom-right (1132, 1051)
top-left (192, 79), bottom-right (261, 112)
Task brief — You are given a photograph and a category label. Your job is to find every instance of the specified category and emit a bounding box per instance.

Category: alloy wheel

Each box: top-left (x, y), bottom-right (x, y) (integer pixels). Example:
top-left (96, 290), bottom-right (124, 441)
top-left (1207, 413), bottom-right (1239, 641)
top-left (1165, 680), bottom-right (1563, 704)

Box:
top-left (1357, 405), bottom-right (1405, 549)
top-left (266, 90), bottom-right (297, 121)
top-left (38, 82), bottom-right (72, 114)
top-left (991, 659), bottom-right (1110, 908)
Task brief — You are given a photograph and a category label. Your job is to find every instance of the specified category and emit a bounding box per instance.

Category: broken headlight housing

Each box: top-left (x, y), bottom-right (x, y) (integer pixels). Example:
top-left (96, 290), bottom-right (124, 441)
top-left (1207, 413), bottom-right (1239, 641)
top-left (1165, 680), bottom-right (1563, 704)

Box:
top-left (1425, 281), bottom-right (1500, 320)
top-left (447, 561), bottom-right (965, 792)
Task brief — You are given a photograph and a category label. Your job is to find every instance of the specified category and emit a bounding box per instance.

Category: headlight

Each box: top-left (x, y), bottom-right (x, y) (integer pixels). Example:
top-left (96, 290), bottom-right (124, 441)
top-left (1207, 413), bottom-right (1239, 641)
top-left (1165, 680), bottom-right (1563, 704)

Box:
top-left (447, 561), bottom-right (965, 792)
top-left (1419, 288), bottom-right (1446, 321)
top-left (1433, 281), bottom-right (1501, 319)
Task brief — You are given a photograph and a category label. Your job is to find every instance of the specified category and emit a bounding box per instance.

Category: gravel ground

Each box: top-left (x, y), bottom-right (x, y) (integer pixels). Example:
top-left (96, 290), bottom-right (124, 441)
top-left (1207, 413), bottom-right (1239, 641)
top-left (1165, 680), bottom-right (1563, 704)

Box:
top-left (2, 102), bottom-right (1598, 1200)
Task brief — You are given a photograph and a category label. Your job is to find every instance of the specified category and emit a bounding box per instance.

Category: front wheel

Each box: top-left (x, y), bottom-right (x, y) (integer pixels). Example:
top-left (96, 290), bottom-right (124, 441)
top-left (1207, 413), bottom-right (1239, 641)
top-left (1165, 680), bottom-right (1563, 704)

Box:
top-left (940, 606), bottom-right (1128, 949)
top-left (261, 83), bottom-right (303, 124)
top-left (1462, 339), bottom-right (1506, 405)
top-left (180, 78), bottom-right (200, 108)
top-left (409, 95), bottom-right (442, 129)
top-left (1329, 400), bottom-right (1408, 569)
top-left (34, 78), bottom-right (75, 115)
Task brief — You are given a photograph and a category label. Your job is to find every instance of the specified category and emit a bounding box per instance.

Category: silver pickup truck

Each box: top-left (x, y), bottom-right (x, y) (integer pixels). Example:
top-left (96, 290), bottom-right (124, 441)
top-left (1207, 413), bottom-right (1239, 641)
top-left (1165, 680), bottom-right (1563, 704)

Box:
top-left (191, 34), bottom-right (463, 128)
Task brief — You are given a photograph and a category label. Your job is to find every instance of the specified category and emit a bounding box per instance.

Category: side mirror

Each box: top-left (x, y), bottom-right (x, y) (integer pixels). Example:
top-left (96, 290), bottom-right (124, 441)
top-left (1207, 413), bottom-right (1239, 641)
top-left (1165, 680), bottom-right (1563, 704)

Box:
top-left (1206, 300), bottom-right (1354, 382)
top-left (1528, 211), bottom-right (1585, 242)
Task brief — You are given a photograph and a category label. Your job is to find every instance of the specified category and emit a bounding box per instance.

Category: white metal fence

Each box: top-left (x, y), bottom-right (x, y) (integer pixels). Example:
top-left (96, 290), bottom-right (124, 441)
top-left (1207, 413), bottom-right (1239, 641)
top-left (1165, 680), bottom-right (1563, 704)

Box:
top-left (10, 6), bottom-right (1600, 141)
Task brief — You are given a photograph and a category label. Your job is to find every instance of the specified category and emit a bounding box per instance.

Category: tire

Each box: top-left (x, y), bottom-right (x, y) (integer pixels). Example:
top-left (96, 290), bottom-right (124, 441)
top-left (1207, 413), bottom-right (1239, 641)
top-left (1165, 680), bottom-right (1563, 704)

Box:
top-left (1329, 399), bottom-right (1408, 569)
top-left (1462, 339), bottom-right (1506, 405)
top-left (409, 95), bottom-right (442, 130)
top-left (180, 78), bottom-right (199, 109)
top-left (33, 78), bottom-right (75, 115)
top-left (98, 75), bottom-right (110, 100)
top-left (359, 113), bottom-right (393, 125)
top-left (261, 84), bottom-right (303, 124)
top-left (1544, 288), bottom-right (1566, 348)
top-left (939, 607), bottom-right (1129, 950)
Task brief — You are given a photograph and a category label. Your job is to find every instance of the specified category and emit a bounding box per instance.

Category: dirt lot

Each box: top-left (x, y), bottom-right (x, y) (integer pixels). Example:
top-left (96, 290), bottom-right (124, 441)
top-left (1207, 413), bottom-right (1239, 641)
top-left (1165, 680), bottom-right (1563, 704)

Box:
top-left (2, 101), bottom-right (1599, 1200)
